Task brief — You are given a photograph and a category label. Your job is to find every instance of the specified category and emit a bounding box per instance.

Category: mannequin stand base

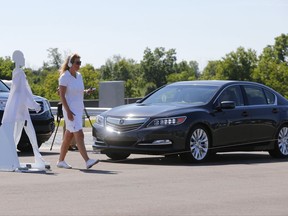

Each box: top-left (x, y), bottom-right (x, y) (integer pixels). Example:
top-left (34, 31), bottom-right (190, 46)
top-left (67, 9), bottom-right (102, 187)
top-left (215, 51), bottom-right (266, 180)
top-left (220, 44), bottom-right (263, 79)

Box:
top-left (16, 163), bottom-right (51, 172)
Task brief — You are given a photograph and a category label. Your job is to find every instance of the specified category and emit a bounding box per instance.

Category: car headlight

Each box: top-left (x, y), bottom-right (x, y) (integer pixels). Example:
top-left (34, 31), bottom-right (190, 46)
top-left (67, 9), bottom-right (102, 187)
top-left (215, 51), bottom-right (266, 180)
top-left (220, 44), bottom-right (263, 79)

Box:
top-left (95, 115), bottom-right (105, 126)
top-left (147, 116), bottom-right (187, 127)
top-left (43, 99), bottom-right (51, 112)
top-left (0, 99), bottom-right (7, 111)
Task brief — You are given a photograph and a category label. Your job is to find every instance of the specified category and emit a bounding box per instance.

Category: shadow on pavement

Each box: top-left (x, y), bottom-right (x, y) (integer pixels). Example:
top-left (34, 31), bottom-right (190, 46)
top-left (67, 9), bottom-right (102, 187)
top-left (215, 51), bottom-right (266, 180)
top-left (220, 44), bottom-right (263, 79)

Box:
top-left (72, 167), bottom-right (118, 175)
top-left (101, 152), bottom-right (288, 166)
top-left (17, 151), bottom-right (59, 157)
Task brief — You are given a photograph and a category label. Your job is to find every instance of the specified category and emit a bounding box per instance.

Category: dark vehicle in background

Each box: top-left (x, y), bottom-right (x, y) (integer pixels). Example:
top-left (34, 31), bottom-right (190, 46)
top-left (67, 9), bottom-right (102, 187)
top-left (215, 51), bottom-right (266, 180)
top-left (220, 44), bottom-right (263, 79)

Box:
top-left (0, 79), bottom-right (55, 152)
top-left (92, 80), bottom-right (288, 163)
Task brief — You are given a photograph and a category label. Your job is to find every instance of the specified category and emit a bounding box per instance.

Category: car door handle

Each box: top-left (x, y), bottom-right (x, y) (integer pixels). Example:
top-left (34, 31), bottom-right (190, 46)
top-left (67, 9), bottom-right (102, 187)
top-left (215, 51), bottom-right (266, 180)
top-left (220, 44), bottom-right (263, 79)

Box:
top-left (272, 108), bottom-right (278, 113)
top-left (241, 111), bottom-right (248, 117)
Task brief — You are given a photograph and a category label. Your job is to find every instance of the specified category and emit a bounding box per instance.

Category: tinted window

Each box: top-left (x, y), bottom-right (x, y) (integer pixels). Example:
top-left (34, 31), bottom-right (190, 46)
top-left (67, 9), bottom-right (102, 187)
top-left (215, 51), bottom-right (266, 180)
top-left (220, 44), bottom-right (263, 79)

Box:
top-left (264, 89), bottom-right (276, 104)
top-left (143, 85), bottom-right (219, 105)
top-left (243, 85), bottom-right (267, 105)
top-left (218, 85), bottom-right (244, 106)
top-left (0, 80), bottom-right (10, 92)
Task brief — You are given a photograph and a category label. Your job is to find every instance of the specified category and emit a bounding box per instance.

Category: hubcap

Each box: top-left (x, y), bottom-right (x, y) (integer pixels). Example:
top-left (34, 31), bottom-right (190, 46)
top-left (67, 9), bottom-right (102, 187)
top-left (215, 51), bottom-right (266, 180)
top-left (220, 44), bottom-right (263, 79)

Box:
top-left (190, 128), bottom-right (209, 160)
top-left (278, 127), bottom-right (288, 155)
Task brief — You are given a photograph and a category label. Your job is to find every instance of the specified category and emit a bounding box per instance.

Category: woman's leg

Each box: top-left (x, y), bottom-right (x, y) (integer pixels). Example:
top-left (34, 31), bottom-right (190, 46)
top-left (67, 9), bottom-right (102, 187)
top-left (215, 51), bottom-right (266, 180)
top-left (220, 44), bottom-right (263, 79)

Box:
top-left (58, 130), bottom-right (74, 161)
top-left (73, 130), bottom-right (89, 162)
top-left (63, 121), bottom-right (77, 150)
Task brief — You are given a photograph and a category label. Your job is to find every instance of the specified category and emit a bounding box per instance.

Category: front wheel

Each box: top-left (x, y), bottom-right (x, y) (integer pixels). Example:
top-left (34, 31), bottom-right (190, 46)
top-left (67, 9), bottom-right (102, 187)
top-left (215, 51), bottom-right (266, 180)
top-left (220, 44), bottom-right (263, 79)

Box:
top-left (105, 152), bottom-right (131, 161)
top-left (17, 142), bottom-right (42, 153)
top-left (269, 125), bottom-right (288, 158)
top-left (180, 126), bottom-right (211, 163)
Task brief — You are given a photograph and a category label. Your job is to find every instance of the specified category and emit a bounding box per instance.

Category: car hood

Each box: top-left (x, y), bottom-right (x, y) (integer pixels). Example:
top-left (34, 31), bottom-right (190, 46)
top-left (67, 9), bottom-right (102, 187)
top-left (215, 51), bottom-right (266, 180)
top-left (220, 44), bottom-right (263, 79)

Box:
top-left (104, 103), bottom-right (203, 117)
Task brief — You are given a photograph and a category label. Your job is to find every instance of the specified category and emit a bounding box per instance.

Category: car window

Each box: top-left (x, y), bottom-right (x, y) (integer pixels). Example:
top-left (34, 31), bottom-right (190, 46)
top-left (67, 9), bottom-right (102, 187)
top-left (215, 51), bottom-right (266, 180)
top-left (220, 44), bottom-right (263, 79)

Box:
top-left (0, 80), bottom-right (10, 92)
top-left (264, 89), bottom-right (276, 104)
top-left (143, 85), bottom-right (219, 105)
top-left (218, 86), bottom-right (244, 106)
top-left (243, 85), bottom-right (268, 105)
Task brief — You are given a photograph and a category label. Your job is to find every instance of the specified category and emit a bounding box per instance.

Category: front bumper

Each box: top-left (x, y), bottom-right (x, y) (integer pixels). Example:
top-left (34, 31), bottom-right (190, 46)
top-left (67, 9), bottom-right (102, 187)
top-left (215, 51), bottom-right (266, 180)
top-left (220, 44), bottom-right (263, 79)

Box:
top-left (20, 117), bottom-right (55, 143)
top-left (92, 124), bottom-right (187, 155)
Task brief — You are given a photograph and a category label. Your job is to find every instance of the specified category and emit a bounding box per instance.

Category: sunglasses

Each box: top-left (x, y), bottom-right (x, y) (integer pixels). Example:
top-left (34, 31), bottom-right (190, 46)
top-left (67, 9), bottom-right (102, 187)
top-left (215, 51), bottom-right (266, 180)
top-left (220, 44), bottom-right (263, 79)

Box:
top-left (75, 61), bottom-right (81, 66)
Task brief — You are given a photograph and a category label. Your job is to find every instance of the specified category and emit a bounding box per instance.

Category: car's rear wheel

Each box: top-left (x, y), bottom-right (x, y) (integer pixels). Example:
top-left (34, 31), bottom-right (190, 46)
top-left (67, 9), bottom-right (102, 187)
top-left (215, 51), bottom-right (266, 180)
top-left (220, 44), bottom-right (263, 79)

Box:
top-left (105, 152), bottom-right (131, 160)
top-left (180, 125), bottom-right (211, 163)
top-left (269, 125), bottom-right (288, 158)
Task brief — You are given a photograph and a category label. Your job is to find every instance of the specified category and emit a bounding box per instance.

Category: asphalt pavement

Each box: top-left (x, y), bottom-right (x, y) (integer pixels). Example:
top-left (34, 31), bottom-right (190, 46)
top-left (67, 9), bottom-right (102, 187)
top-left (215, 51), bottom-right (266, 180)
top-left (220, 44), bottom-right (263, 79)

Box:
top-left (1, 127), bottom-right (288, 216)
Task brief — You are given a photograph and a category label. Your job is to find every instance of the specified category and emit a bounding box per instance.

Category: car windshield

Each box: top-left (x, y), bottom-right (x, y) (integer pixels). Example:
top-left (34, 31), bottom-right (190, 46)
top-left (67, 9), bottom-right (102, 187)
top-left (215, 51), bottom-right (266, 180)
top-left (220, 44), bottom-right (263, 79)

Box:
top-left (142, 84), bottom-right (219, 105)
top-left (0, 80), bottom-right (10, 92)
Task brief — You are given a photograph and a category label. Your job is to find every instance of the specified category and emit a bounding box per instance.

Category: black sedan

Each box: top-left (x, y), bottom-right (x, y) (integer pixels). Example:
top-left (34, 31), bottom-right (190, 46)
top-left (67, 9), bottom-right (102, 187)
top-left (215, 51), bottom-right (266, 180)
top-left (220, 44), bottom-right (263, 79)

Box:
top-left (92, 80), bottom-right (288, 162)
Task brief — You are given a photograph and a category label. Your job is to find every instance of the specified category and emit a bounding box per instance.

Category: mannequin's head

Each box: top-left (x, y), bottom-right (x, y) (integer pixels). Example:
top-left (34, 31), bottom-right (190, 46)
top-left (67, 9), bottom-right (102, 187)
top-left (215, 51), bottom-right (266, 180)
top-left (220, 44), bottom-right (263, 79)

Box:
top-left (12, 50), bottom-right (25, 67)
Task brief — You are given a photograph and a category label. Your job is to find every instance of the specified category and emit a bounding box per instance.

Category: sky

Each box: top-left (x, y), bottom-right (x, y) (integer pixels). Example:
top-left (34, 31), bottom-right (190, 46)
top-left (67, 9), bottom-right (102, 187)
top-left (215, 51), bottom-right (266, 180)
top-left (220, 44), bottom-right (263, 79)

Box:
top-left (0, 0), bottom-right (287, 71)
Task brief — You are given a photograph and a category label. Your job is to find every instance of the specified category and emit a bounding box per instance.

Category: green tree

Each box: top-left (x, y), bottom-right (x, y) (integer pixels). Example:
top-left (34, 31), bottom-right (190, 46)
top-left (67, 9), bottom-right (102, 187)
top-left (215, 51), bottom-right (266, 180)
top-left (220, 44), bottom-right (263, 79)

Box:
top-left (201, 47), bottom-right (258, 81)
top-left (167, 60), bottom-right (198, 82)
top-left (30, 48), bottom-right (66, 98)
top-left (189, 60), bottom-right (200, 79)
top-left (99, 55), bottom-right (143, 97)
top-left (200, 60), bottom-right (221, 80)
top-left (274, 33), bottom-right (288, 64)
top-left (42, 71), bottom-right (59, 99)
top-left (141, 47), bottom-right (177, 94)
top-left (44, 48), bottom-right (63, 70)
top-left (252, 34), bottom-right (288, 97)
top-left (0, 56), bottom-right (14, 80)
top-left (219, 47), bottom-right (258, 80)
top-left (125, 63), bottom-right (142, 98)
top-left (80, 64), bottom-right (101, 99)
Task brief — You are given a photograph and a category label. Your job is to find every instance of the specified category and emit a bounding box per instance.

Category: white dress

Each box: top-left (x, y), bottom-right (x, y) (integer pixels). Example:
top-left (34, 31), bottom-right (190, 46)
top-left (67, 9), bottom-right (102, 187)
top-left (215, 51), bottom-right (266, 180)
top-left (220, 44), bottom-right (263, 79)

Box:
top-left (59, 70), bottom-right (84, 132)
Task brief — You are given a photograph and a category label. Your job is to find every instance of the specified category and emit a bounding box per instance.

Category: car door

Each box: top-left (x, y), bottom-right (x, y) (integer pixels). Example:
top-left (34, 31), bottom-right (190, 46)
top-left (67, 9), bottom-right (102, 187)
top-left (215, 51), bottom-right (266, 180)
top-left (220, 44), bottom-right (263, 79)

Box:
top-left (241, 85), bottom-right (279, 143)
top-left (212, 85), bottom-right (252, 147)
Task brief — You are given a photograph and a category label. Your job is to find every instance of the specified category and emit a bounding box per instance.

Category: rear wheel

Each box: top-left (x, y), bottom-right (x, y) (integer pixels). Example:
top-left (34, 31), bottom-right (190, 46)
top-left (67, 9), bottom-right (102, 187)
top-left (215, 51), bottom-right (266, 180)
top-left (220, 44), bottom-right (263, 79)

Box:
top-left (269, 125), bottom-right (288, 158)
top-left (180, 125), bottom-right (211, 163)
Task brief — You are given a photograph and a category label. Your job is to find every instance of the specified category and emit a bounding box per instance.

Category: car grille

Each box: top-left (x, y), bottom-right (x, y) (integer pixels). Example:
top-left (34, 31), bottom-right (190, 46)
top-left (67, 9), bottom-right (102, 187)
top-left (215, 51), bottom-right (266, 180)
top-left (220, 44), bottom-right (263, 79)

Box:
top-left (106, 117), bottom-right (147, 132)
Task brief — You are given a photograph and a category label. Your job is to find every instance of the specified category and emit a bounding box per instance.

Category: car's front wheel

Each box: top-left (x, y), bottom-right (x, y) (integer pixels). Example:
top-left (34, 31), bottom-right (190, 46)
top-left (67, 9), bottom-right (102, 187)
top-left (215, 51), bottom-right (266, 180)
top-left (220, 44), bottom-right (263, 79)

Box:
top-left (105, 152), bottom-right (131, 161)
top-left (269, 125), bottom-right (288, 158)
top-left (180, 125), bottom-right (211, 163)
top-left (17, 142), bottom-right (42, 153)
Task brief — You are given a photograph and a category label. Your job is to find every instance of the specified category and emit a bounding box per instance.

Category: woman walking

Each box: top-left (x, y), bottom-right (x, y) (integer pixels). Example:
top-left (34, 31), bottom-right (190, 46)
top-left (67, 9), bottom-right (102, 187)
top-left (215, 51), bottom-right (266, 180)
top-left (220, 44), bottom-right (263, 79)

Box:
top-left (57, 53), bottom-right (98, 169)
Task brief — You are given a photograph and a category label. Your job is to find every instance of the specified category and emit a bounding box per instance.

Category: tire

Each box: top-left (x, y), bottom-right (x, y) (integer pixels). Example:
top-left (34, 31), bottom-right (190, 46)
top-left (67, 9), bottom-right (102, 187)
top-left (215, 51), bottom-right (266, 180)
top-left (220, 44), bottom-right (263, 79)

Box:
top-left (17, 142), bottom-right (42, 153)
top-left (106, 152), bottom-right (131, 160)
top-left (180, 125), bottom-right (211, 163)
top-left (269, 125), bottom-right (288, 158)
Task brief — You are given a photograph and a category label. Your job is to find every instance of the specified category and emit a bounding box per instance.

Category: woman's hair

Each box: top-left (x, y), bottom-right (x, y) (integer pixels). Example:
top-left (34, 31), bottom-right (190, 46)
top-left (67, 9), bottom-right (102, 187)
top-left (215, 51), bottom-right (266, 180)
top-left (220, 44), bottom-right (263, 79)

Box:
top-left (59, 53), bottom-right (81, 75)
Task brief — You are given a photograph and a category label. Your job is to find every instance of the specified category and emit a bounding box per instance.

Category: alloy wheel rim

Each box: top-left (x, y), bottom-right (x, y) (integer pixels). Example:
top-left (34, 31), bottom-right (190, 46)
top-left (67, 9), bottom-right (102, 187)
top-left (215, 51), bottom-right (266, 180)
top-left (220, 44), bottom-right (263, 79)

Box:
top-left (190, 128), bottom-right (209, 160)
top-left (278, 127), bottom-right (288, 155)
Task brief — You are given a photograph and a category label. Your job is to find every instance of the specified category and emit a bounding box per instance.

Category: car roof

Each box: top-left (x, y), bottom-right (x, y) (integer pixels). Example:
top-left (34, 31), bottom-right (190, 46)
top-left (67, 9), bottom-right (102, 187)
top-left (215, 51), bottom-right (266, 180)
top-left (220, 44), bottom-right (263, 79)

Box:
top-left (169, 80), bottom-right (258, 87)
top-left (168, 80), bottom-right (288, 103)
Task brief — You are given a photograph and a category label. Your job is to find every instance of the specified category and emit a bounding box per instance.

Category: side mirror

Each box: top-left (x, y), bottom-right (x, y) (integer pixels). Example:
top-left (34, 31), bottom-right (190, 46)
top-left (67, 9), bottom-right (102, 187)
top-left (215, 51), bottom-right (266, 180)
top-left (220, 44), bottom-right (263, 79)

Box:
top-left (220, 101), bottom-right (235, 109)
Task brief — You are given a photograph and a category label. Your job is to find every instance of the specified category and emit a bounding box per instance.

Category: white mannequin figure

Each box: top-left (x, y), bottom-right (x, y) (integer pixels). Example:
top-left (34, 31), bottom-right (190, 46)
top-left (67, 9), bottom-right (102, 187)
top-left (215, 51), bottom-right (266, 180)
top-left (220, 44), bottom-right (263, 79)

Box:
top-left (1, 50), bottom-right (46, 170)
